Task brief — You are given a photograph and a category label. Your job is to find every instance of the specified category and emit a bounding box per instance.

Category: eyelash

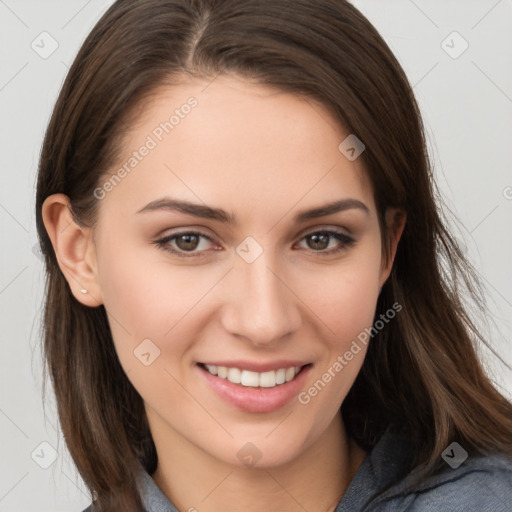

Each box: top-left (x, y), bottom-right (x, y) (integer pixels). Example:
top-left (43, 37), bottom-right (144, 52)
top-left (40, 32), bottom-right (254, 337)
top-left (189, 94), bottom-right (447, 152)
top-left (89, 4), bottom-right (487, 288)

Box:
top-left (153, 229), bottom-right (355, 258)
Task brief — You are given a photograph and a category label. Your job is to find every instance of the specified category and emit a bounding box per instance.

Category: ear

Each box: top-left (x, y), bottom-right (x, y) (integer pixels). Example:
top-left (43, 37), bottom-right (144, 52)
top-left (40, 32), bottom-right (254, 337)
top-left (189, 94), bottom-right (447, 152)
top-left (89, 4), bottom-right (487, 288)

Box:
top-left (41, 193), bottom-right (103, 307)
top-left (378, 207), bottom-right (406, 289)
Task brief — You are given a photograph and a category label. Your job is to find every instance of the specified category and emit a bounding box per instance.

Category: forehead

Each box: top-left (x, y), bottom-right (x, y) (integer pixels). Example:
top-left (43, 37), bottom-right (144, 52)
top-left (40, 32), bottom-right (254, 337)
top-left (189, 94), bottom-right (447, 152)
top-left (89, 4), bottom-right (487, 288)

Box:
top-left (98, 75), bottom-right (374, 220)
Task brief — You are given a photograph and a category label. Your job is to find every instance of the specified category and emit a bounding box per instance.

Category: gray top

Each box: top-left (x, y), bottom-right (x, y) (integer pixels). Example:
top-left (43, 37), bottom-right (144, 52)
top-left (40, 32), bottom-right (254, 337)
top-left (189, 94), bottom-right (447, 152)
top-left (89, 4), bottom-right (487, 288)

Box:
top-left (83, 426), bottom-right (512, 511)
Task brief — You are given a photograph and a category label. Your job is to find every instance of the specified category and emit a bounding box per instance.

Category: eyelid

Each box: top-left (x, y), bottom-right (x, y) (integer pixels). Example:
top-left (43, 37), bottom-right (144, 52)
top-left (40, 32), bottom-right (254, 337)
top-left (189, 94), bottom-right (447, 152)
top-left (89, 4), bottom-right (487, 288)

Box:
top-left (295, 222), bottom-right (354, 239)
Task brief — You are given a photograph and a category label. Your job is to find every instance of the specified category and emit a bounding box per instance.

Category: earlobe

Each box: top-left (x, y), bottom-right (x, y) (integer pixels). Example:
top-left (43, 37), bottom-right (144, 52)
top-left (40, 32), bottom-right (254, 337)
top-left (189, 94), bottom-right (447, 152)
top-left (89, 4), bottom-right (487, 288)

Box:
top-left (41, 193), bottom-right (103, 307)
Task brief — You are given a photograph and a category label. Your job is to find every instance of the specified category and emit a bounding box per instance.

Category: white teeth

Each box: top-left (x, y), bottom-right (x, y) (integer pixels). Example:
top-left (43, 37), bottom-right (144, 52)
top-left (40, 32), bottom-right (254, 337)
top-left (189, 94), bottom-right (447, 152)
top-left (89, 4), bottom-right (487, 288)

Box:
top-left (205, 364), bottom-right (218, 375)
top-left (204, 364), bottom-right (302, 388)
top-left (259, 370), bottom-right (276, 388)
top-left (285, 367), bottom-right (296, 382)
top-left (227, 367), bottom-right (241, 384)
top-left (241, 370), bottom-right (259, 387)
top-left (275, 368), bottom-right (286, 385)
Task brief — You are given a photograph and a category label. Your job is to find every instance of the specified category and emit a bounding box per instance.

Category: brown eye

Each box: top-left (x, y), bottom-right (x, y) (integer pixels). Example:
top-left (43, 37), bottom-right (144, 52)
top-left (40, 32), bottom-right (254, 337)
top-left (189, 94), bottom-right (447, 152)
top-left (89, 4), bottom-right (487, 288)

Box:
top-left (306, 233), bottom-right (331, 251)
top-left (298, 230), bottom-right (355, 254)
top-left (154, 231), bottom-right (216, 257)
top-left (175, 234), bottom-right (201, 251)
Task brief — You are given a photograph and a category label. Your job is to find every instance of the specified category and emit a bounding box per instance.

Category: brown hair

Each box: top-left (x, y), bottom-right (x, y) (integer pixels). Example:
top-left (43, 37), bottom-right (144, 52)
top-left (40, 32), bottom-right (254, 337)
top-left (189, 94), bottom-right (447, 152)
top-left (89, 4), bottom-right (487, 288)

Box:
top-left (35, 0), bottom-right (512, 509)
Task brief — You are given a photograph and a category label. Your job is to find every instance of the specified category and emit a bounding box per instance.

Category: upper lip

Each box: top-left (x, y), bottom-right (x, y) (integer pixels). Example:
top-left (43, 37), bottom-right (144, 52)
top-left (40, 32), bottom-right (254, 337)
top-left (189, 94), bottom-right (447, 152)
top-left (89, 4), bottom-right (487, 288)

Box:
top-left (199, 360), bottom-right (312, 372)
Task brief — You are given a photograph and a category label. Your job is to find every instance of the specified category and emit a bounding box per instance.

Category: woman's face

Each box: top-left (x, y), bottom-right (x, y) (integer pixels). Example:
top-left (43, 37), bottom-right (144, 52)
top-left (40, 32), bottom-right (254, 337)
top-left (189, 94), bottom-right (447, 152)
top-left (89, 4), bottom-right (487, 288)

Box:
top-left (87, 75), bottom-right (401, 468)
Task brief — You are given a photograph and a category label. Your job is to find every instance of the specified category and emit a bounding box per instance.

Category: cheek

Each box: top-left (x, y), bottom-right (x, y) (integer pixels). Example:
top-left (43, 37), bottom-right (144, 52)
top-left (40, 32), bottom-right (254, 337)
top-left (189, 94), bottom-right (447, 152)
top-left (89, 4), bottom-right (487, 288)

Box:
top-left (299, 250), bottom-right (382, 340)
top-left (296, 247), bottom-right (381, 402)
top-left (96, 249), bottom-right (196, 410)
top-left (297, 274), bottom-right (377, 435)
top-left (332, 277), bottom-right (379, 340)
top-left (95, 243), bottom-right (184, 360)
top-left (96, 238), bottom-right (231, 381)
top-left (99, 235), bottom-right (199, 328)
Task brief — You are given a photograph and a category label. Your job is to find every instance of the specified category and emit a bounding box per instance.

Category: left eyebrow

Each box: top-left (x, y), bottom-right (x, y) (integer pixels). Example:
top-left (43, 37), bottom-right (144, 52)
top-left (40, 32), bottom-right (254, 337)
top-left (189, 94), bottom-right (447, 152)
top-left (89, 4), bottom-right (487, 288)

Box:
top-left (293, 198), bottom-right (370, 223)
top-left (135, 197), bottom-right (369, 224)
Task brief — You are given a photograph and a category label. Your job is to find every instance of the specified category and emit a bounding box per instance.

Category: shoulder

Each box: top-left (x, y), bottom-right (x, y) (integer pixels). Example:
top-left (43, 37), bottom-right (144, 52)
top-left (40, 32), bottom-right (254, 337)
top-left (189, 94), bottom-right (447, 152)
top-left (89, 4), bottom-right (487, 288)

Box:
top-left (374, 452), bottom-right (512, 511)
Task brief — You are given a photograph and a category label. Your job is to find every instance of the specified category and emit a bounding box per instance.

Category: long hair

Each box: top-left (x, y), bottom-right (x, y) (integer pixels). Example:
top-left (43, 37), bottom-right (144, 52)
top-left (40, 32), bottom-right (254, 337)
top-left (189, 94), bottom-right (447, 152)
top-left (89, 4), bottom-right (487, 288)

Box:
top-left (35, 0), bottom-right (512, 509)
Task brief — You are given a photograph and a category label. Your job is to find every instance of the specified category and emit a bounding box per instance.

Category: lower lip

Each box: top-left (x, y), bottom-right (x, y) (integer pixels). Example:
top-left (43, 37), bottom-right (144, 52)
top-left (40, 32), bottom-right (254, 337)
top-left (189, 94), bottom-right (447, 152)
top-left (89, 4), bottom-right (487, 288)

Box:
top-left (197, 364), bottom-right (312, 413)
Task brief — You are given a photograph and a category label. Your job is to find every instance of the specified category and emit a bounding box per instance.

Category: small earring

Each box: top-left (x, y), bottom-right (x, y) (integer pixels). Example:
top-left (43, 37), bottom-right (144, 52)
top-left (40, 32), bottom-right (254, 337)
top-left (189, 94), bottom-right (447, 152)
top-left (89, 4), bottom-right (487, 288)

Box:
top-left (80, 289), bottom-right (88, 294)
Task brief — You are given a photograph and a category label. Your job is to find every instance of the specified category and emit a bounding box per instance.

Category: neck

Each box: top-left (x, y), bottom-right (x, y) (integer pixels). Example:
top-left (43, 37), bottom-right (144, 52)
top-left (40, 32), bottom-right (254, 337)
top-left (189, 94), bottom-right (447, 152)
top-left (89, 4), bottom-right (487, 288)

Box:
top-left (151, 411), bottom-right (366, 512)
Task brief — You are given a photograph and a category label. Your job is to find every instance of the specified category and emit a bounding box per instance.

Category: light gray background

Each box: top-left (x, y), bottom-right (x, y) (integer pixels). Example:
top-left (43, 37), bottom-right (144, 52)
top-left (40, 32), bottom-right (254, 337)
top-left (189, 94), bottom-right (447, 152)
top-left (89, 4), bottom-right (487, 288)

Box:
top-left (1, 0), bottom-right (511, 510)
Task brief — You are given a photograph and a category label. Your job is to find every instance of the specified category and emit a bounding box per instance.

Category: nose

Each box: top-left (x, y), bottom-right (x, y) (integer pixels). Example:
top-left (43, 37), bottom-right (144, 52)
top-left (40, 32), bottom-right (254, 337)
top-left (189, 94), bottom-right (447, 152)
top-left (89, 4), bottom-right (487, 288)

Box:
top-left (220, 249), bottom-right (301, 346)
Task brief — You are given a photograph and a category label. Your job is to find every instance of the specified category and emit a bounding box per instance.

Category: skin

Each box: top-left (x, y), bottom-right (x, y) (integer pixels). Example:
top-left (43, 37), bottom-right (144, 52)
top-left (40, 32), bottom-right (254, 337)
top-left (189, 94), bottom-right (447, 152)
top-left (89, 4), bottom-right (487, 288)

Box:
top-left (42, 75), bottom-right (406, 512)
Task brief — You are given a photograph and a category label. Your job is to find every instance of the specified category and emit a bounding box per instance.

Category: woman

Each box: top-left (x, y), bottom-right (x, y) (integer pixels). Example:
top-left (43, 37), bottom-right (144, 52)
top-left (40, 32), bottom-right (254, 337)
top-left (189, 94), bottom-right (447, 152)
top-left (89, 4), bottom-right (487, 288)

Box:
top-left (35, 0), bottom-right (512, 510)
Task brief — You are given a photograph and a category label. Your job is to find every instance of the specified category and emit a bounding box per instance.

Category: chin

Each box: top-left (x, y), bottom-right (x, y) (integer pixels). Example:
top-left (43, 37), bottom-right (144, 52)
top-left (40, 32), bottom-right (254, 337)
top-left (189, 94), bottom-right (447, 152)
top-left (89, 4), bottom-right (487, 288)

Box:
top-left (210, 430), bottom-right (311, 470)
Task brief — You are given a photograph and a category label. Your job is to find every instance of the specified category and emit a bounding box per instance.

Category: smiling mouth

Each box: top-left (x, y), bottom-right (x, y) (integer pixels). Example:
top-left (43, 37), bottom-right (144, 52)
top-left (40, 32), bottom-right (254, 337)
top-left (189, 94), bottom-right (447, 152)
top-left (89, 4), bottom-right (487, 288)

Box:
top-left (198, 363), bottom-right (312, 389)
